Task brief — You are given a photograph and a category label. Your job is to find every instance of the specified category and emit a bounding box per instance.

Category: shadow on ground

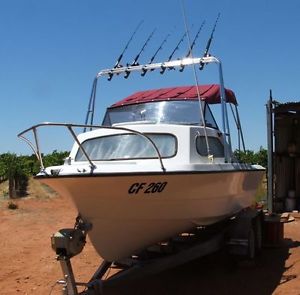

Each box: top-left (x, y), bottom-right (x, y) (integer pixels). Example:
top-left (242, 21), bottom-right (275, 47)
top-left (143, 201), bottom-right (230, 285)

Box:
top-left (103, 238), bottom-right (297, 295)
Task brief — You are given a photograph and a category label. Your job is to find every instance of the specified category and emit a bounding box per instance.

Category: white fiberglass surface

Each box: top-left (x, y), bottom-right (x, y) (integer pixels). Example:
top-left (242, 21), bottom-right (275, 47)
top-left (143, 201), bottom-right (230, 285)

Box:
top-left (103, 100), bottom-right (218, 128)
top-left (75, 133), bottom-right (176, 161)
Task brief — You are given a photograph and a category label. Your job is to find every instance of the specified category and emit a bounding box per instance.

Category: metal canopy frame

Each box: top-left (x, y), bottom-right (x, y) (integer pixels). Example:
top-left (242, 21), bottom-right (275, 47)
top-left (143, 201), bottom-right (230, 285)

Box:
top-left (85, 55), bottom-right (235, 163)
top-left (18, 54), bottom-right (248, 169)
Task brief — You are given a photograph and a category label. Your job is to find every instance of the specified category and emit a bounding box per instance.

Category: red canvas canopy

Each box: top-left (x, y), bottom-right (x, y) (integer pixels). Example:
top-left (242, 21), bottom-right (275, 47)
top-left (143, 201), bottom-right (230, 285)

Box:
top-left (110, 84), bottom-right (237, 108)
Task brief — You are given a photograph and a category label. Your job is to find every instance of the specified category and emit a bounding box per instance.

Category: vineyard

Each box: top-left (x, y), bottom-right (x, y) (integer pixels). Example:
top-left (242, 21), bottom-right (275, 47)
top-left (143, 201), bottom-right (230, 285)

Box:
top-left (0, 148), bottom-right (267, 199)
top-left (0, 150), bottom-right (68, 198)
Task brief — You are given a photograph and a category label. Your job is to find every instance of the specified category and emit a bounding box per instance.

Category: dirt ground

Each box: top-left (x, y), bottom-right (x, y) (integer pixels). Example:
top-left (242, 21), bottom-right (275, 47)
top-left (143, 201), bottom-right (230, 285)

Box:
top-left (1, 183), bottom-right (300, 295)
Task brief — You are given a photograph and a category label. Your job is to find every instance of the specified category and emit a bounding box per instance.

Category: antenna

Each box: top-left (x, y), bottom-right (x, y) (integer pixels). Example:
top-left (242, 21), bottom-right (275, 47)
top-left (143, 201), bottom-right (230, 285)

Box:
top-left (180, 0), bottom-right (211, 157)
top-left (108, 20), bottom-right (144, 81)
top-left (124, 28), bottom-right (156, 79)
top-left (200, 13), bottom-right (220, 70)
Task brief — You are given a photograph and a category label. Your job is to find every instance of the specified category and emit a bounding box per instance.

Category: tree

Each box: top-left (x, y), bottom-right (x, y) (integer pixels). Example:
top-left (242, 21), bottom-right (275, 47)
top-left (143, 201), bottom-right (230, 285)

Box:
top-left (234, 149), bottom-right (256, 164)
top-left (43, 150), bottom-right (69, 167)
top-left (0, 153), bottom-right (26, 198)
top-left (255, 147), bottom-right (268, 168)
top-left (0, 151), bottom-right (69, 199)
top-left (234, 147), bottom-right (268, 167)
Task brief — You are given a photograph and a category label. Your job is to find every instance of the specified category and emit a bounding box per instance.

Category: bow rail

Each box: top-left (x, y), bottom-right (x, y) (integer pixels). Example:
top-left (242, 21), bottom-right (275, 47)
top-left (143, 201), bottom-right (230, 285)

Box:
top-left (18, 122), bottom-right (166, 173)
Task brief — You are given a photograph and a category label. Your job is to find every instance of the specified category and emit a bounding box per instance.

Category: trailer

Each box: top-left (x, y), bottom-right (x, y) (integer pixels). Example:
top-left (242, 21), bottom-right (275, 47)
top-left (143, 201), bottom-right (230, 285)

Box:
top-left (51, 208), bottom-right (264, 295)
top-left (42, 95), bottom-right (298, 295)
top-left (48, 95), bottom-right (300, 294)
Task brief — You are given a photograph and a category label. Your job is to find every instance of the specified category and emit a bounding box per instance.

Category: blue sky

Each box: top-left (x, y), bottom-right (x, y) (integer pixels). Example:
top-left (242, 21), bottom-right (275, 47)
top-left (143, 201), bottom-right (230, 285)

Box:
top-left (1, 0), bottom-right (300, 154)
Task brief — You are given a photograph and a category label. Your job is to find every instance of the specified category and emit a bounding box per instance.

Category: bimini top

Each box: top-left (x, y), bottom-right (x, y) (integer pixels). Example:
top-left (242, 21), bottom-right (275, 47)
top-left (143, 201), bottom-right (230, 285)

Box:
top-left (110, 84), bottom-right (237, 108)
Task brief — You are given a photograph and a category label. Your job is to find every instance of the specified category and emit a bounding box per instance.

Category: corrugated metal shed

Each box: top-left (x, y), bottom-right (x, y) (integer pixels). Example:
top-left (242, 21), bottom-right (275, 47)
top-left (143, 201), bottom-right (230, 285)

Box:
top-left (269, 101), bottom-right (300, 212)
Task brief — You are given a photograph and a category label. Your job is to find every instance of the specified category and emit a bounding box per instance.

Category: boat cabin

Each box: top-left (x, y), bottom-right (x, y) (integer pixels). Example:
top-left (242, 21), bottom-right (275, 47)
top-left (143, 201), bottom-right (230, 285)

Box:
top-left (72, 84), bottom-right (237, 168)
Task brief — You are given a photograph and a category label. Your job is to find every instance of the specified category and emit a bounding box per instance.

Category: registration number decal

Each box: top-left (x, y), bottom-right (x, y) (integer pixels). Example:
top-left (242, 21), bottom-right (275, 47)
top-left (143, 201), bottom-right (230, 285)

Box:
top-left (128, 182), bottom-right (168, 194)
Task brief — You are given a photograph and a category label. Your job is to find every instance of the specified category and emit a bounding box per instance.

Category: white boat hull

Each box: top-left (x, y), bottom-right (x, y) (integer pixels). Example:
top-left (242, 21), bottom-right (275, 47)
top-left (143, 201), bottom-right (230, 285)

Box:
top-left (38, 169), bottom-right (264, 261)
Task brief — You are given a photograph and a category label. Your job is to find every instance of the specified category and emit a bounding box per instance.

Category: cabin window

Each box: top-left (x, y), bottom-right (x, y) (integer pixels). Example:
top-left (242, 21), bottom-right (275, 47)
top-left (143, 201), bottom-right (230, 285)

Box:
top-left (196, 136), bottom-right (224, 157)
top-left (102, 100), bottom-right (219, 129)
top-left (75, 133), bottom-right (177, 161)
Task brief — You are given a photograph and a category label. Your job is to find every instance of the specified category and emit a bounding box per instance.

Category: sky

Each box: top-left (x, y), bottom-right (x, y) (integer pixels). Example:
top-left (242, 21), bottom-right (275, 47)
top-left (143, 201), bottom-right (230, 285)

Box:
top-left (1, 0), bottom-right (300, 155)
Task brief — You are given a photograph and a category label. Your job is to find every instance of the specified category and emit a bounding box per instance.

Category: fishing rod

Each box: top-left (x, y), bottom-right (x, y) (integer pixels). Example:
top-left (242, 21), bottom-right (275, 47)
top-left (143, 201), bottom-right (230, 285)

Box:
top-left (185, 21), bottom-right (205, 58)
top-left (179, 20), bottom-right (205, 72)
top-left (160, 31), bottom-right (187, 74)
top-left (108, 20), bottom-right (144, 81)
top-left (141, 33), bottom-right (170, 76)
top-left (124, 28), bottom-right (156, 79)
top-left (200, 13), bottom-right (220, 70)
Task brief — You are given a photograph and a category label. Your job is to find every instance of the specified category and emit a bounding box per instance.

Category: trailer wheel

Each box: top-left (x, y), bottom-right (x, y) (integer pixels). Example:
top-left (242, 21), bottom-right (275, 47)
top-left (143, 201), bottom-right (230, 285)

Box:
top-left (227, 209), bottom-right (262, 260)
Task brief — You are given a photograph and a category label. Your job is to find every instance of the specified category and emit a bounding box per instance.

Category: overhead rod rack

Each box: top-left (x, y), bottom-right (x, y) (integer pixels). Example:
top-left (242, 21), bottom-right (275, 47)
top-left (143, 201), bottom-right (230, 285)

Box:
top-left (84, 55), bottom-right (222, 131)
top-left (96, 55), bottom-right (218, 78)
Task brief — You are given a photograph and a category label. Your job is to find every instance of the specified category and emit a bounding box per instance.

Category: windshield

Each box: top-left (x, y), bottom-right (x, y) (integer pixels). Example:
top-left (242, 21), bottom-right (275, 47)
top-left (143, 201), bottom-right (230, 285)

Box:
top-left (75, 133), bottom-right (177, 161)
top-left (102, 100), bottom-right (218, 128)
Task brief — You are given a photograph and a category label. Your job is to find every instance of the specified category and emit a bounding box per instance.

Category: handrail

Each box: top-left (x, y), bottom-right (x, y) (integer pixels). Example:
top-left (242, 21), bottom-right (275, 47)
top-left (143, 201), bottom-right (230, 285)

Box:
top-left (18, 122), bottom-right (166, 173)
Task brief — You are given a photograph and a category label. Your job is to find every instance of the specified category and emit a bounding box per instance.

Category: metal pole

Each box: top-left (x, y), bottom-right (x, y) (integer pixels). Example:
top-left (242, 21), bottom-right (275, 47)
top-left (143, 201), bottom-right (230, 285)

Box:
top-left (32, 127), bottom-right (45, 171)
top-left (84, 78), bottom-right (98, 132)
top-left (67, 125), bottom-right (96, 171)
top-left (235, 105), bottom-right (246, 152)
top-left (59, 258), bottom-right (78, 295)
top-left (218, 62), bottom-right (231, 162)
top-left (180, 2), bottom-right (211, 157)
top-left (266, 91), bottom-right (274, 213)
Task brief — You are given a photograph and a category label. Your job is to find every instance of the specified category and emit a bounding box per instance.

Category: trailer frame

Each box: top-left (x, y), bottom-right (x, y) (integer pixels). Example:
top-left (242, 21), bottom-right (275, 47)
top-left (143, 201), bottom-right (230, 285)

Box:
top-left (52, 207), bottom-right (263, 295)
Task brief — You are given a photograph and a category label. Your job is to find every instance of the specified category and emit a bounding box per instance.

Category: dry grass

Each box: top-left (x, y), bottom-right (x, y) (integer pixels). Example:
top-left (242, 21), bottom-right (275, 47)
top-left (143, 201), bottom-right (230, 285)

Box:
top-left (0, 177), bottom-right (57, 208)
top-left (26, 177), bottom-right (57, 199)
top-left (255, 175), bottom-right (267, 205)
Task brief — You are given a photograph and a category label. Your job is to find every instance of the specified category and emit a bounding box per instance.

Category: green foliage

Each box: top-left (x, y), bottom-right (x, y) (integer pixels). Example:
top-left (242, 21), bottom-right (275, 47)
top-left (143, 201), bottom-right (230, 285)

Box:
top-left (234, 147), bottom-right (267, 167)
top-left (0, 153), bottom-right (27, 198)
top-left (18, 154), bottom-right (40, 175)
top-left (0, 150), bottom-right (69, 199)
top-left (234, 148), bottom-right (268, 205)
top-left (255, 148), bottom-right (268, 168)
top-left (0, 153), bottom-right (18, 178)
top-left (43, 150), bottom-right (69, 168)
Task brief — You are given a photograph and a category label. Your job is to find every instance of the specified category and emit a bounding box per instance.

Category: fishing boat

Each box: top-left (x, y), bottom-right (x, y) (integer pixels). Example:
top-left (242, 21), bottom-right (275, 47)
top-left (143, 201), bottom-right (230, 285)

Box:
top-left (18, 25), bottom-right (264, 262)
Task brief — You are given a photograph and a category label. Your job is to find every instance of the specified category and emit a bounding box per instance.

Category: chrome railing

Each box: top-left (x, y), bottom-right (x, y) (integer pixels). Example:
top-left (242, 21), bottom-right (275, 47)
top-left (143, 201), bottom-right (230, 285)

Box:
top-left (18, 122), bottom-right (166, 173)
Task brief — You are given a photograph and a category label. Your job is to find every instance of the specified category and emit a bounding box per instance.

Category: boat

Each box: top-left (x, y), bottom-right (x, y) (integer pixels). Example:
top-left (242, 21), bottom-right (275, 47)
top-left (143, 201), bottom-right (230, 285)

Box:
top-left (18, 54), bottom-right (265, 262)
